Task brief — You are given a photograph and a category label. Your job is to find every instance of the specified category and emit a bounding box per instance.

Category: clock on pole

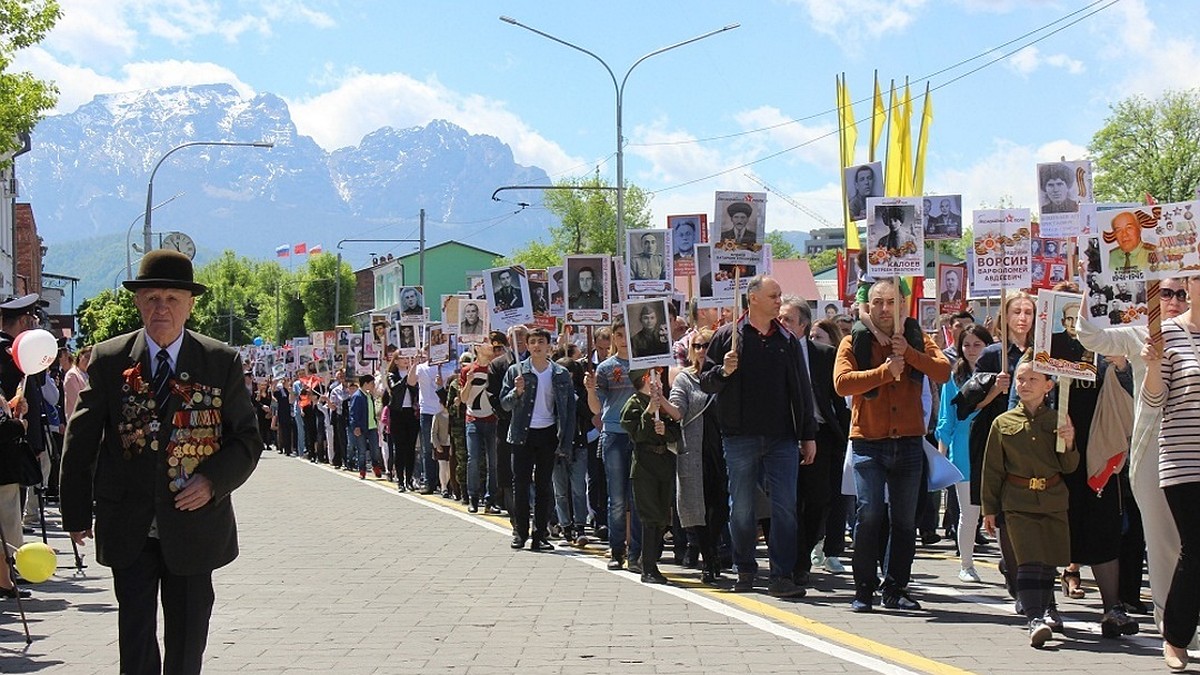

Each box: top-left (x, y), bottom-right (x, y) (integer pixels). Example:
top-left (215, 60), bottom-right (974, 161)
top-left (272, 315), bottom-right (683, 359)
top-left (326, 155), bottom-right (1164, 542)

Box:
top-left (162, 231), bottom-right (196, 259)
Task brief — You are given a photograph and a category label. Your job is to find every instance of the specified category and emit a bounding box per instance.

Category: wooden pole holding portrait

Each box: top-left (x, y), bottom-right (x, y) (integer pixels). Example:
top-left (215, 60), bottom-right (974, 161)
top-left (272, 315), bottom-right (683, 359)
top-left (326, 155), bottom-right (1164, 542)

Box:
top-left (999, 285), bottom-right (1008, 376)
top-left (732, 266), bottom-right (741, 353)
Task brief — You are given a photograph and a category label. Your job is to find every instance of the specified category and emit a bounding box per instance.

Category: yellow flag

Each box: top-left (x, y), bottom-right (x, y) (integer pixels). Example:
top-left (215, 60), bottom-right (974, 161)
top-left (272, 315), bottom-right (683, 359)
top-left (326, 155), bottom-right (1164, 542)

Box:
top-left (837, 75), bottom-right (861, 251)
top-left (898, 81), bottom-right (913, 195)
top-left (912, 84), bottom-right (933, 195)
top-left (838, 78), bottom-right (857, 170)
top-left (884, 84), bottom-right (900, 196)
top-left (871, 75), bottom-right (886, 162)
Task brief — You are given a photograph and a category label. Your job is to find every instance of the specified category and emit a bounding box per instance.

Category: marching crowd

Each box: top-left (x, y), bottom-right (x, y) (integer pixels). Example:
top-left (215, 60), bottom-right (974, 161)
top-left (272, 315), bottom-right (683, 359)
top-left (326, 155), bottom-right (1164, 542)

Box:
top-left (257, 271), bottom-right (1199, 664)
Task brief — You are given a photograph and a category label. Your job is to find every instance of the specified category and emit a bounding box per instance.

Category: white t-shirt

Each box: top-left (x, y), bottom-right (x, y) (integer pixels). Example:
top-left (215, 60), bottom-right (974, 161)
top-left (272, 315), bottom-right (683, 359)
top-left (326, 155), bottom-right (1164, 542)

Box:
top-left (529, 362), bottom-right (555, 429)
top-left (415, 362), bottom-right (444, 415)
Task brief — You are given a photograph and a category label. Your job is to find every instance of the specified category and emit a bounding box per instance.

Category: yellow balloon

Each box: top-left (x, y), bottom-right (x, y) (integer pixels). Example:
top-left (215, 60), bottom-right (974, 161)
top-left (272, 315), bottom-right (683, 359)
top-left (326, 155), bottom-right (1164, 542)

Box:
top-left (14, 542), bottom-right (56, 583)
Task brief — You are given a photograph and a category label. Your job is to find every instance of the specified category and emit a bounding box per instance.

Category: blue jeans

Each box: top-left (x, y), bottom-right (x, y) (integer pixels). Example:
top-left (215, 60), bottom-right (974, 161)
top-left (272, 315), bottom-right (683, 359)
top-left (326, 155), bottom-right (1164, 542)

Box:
top-left (724, 435), bottom-right (799, 579)
top-left (420, 413), bottom-right (439, 489)
top-left (850, 437), bottom-right (924, 595)
top-left (292, 408), bottom-right (306, 457)
top-left (350, 429), bottom-right (379, 474)
top-left (553, 444), bottom-right (589, 530)
top-left (602, 431), bottom-right (641, 558)
top-left (466, 419), bottom-right (499, 503)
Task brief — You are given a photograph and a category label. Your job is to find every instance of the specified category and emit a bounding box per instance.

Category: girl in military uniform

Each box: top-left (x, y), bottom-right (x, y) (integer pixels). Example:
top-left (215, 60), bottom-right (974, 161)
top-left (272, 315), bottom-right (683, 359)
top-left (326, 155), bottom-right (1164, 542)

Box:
top-left (981, 359), bottom-right (1078, 648)
top-left (620, 369), bottom-right (680, 585)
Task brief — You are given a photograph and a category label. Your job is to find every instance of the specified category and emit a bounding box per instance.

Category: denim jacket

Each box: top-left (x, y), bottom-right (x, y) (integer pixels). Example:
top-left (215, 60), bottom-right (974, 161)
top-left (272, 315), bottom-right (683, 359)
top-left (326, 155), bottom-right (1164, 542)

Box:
top-left (499, 358), bottom-right (577, 454)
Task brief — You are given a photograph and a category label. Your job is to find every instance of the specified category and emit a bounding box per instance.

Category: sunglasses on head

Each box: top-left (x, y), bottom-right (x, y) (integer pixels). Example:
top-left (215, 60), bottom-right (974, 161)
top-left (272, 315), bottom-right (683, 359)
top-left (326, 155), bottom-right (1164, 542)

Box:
top-left (1163, 288), bottom-right (1189, 301)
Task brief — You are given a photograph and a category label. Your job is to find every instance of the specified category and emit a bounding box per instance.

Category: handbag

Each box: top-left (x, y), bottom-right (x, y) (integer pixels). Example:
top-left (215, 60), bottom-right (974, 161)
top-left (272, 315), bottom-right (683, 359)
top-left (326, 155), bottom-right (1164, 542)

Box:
top-left (924, 437), bottom-right (964, 491)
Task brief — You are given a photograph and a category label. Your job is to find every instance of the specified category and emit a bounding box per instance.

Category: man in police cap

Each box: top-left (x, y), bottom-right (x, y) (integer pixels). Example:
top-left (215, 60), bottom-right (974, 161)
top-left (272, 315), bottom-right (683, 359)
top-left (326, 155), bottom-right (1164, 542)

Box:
top-left (720, 201), bottom-right (758, 245)
top-left (61, 249), bottom-right (263, 674)
top-left (0, 292), bottom-right (45, 600)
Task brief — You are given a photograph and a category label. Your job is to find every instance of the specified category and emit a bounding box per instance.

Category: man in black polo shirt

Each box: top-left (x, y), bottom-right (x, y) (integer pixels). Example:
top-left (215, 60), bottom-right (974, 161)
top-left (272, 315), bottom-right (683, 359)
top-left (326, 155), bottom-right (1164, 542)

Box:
top-left (701, 276), bottom-right (817, 598)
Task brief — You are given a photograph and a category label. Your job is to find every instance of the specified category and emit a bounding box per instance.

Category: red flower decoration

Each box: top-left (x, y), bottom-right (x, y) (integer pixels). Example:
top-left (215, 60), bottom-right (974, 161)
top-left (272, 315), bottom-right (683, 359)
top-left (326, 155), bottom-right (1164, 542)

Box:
top-left (123, 362), bottom-right (144, 392)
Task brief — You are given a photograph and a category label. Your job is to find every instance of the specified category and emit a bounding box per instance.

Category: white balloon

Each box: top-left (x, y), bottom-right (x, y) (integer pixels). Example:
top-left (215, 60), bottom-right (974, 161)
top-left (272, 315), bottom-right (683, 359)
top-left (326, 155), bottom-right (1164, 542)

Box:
top-left (13, 329), bottom-right (58, 374)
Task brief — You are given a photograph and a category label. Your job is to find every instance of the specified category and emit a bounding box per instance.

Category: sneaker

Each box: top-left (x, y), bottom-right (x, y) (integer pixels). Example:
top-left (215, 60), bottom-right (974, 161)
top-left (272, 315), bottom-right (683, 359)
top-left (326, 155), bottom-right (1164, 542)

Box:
top-left (510, 535), bottom-right (527, 550)
top-left (810, 541), bottom-right (826, 568)
top-left (850, 596), bottom-right (873, 613)
top-left (733, 573), bottom-right (755, 593)
top-left (485, 504), bottom-right (502, 515)
top-left (530, 539), bottom-right (554, 552)
top-left (1044, 606), bottom-right (1064, 633)
top-left (1029, 618), bottom-right (1053, 648)
top-left (881, 588), bottom-right (921, 611)
top-left (767, 577), bottom-right (807, 599)
top-left (626, 558), bottom-right (643, 575)
top-left (957, 566), bottom-right (981, 582)
top-left (467, 503), bottom-right (478, 513)
top-left (823, 556), bottom-right (846, 574)
top-left (1101, 606), bottom-right (1140, 638)
top-left (607, 555), bottom-right (625, 571)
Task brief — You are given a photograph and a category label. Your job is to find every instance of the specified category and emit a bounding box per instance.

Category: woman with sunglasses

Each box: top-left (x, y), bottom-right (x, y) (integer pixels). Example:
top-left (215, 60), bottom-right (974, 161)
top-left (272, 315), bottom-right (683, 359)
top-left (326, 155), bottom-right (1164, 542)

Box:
top-left (659, 326), bottom-right (728, 583)
top-left (1080, 273), bottom-right (1191, 642)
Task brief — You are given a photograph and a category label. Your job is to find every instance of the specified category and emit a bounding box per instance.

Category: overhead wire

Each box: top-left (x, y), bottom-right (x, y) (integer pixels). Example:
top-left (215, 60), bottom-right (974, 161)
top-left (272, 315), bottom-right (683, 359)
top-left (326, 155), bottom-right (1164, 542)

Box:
top-left (648, 0), bottom-right (1120, 194)
top-left (630, 0), bottom-right (1117, 149)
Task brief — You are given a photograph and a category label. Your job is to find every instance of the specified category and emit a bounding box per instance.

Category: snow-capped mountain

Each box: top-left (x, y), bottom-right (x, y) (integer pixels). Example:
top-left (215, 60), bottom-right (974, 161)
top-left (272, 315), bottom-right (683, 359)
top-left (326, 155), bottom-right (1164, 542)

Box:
top-left (28, 84), bottom-right (556, 293)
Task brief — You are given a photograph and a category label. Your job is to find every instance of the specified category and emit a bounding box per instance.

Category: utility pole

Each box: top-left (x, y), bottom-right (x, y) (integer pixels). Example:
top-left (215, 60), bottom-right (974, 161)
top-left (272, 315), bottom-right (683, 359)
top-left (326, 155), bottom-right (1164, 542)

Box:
top-left (419, 208), bottom-right (426, 286)
top-left (333, 251), bottom-right (342, 329)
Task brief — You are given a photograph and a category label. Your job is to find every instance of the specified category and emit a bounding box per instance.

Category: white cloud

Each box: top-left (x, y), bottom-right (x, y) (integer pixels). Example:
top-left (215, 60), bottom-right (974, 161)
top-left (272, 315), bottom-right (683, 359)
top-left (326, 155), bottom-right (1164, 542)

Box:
top-left (13, 48), bottom-right (255, 113)
top-left (44, 0), bottom-right (335, 64)
top-left (786, 0), bottom-right (928, 47)
top-left (732, 106), bottom-right (839, 171)
top-left (1090, 0), bottom-right (1200, 96)
top-left (1006, 46), bottom-right (1084, 77)
top-left (286, 69), bottom-right (581, 175)
top-left (930, 138), bottom-right (1089, 217)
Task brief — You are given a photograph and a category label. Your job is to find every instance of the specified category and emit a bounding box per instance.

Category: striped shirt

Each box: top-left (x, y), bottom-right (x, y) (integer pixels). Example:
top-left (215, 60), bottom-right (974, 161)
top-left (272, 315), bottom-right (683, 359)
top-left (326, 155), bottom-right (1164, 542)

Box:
top-left (1149, 320), bottom-right (1200, 488)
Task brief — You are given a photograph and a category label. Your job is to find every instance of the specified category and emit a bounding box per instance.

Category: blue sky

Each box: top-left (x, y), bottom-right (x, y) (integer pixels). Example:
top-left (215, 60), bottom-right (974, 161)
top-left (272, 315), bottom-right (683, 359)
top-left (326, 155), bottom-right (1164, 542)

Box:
top-left (14, 0), bottom-right (1200, 238)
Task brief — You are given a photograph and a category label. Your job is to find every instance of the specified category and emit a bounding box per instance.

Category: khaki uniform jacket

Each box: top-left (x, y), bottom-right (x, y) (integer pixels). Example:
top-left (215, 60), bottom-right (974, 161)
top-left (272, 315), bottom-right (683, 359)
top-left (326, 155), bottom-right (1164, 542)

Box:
top-left (980, 402), bottom-right (1079, 517)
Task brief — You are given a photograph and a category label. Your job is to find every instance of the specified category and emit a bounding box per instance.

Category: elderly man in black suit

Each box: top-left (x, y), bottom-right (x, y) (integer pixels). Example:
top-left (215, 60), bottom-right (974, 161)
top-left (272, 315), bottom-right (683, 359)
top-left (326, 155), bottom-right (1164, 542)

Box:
top-left (720, 202), bottom-right (757, 245)
top-left (61, 250), bottom-right (263, 675)
top-left (778, 295), bottom-right (850, 587)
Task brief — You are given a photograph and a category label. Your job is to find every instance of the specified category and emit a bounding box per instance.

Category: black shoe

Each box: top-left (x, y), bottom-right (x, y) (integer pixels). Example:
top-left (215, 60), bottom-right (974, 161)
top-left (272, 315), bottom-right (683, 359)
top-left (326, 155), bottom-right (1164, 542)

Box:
top-left (468, 503), bottom-right (478, 513)
top-left (485, 504), bottom-right (502, 515)
top-left (920, 531), bottom-right (942, 546)
top-left (511, 535), bottom-right (527, 550)
top-left (792, 570), bottom-right (810, 587)
top-left (21, 526), bottom-right (34, 535)
top-left (733, 573), bottom-right (754, 593)
top-left (397, 483), bottom-right (407, 493)
top-left (975, 532), bottom-right (990, 546)
top-left (530, 539), bottom-right (554, 552)
top-left (1123, 599), bottom-right (1150, 615)
top-left (701, 569), bottom-right (717, 584)
top-left (681, 547), bottom-right (699, 569)
top-left (419, 487), bottom-right (436, 495)
top-left (767, 577), bottom-right (807, 598)
top-left (595, 525), bottom-right (609, 542)
top-left (607, 555), bottom-right (625, 571)
top-left (882, 588), bottom-right (921, 610)
top-left (626, 558), bottom-right (643, 574)
top-left (641, 570), bottom-right (669, 584)
top-left (0, 586), bottom-right (30, 599)
top-left (850, 597), bottom-right (873, 613)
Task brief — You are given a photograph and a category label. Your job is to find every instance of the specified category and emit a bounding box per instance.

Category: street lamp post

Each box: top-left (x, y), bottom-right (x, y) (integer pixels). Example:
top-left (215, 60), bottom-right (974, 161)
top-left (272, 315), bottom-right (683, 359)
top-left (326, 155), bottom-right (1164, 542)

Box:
top-left (126, 192), bottom-right (185, 280)
top-left (143, 140), bottom-right (274, 253)
top-left (500, 17), bottom-right (738, 256)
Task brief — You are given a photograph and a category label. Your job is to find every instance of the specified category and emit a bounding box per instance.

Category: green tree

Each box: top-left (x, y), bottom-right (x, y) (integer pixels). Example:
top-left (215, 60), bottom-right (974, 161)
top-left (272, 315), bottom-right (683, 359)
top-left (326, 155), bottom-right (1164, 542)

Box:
top-left (1090, 90), bottom-right (1200, 203)
top-left (298, 252), bottom-right (355, 332)
top-left (75, 289), bottom-right (140, 345)
top-left (506, 174), bottom-right (652, 265)
top-left (0, 1), bottom-right (60, 160)
top-left (803, 248), bottom-right (839, 273)
top-left (193, 251), bottom-right (257, 344)
top-left (765, 231), bottom-right (800, 259)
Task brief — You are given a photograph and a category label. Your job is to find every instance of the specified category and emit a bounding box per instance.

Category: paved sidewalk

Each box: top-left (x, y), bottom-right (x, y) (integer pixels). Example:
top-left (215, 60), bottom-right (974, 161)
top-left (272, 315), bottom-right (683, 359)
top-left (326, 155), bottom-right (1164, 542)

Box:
top-left (0, 452), bottom-right (1182, 673)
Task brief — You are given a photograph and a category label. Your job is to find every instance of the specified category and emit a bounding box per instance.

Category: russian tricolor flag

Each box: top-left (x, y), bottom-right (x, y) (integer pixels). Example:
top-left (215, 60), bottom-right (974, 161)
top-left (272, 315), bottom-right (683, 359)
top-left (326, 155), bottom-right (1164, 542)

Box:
top-left (275, 245), bottom-right (290, 257)
top-left (308, 245), bottom-right (322, 255)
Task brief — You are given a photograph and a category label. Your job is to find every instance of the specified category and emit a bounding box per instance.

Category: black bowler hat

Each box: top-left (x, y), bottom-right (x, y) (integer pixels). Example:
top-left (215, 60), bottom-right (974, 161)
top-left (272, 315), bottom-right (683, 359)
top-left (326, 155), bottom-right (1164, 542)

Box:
top-left (123, 250), bottom-right (207, 296)
top-left (727, 201), bottom-right (752, 217)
